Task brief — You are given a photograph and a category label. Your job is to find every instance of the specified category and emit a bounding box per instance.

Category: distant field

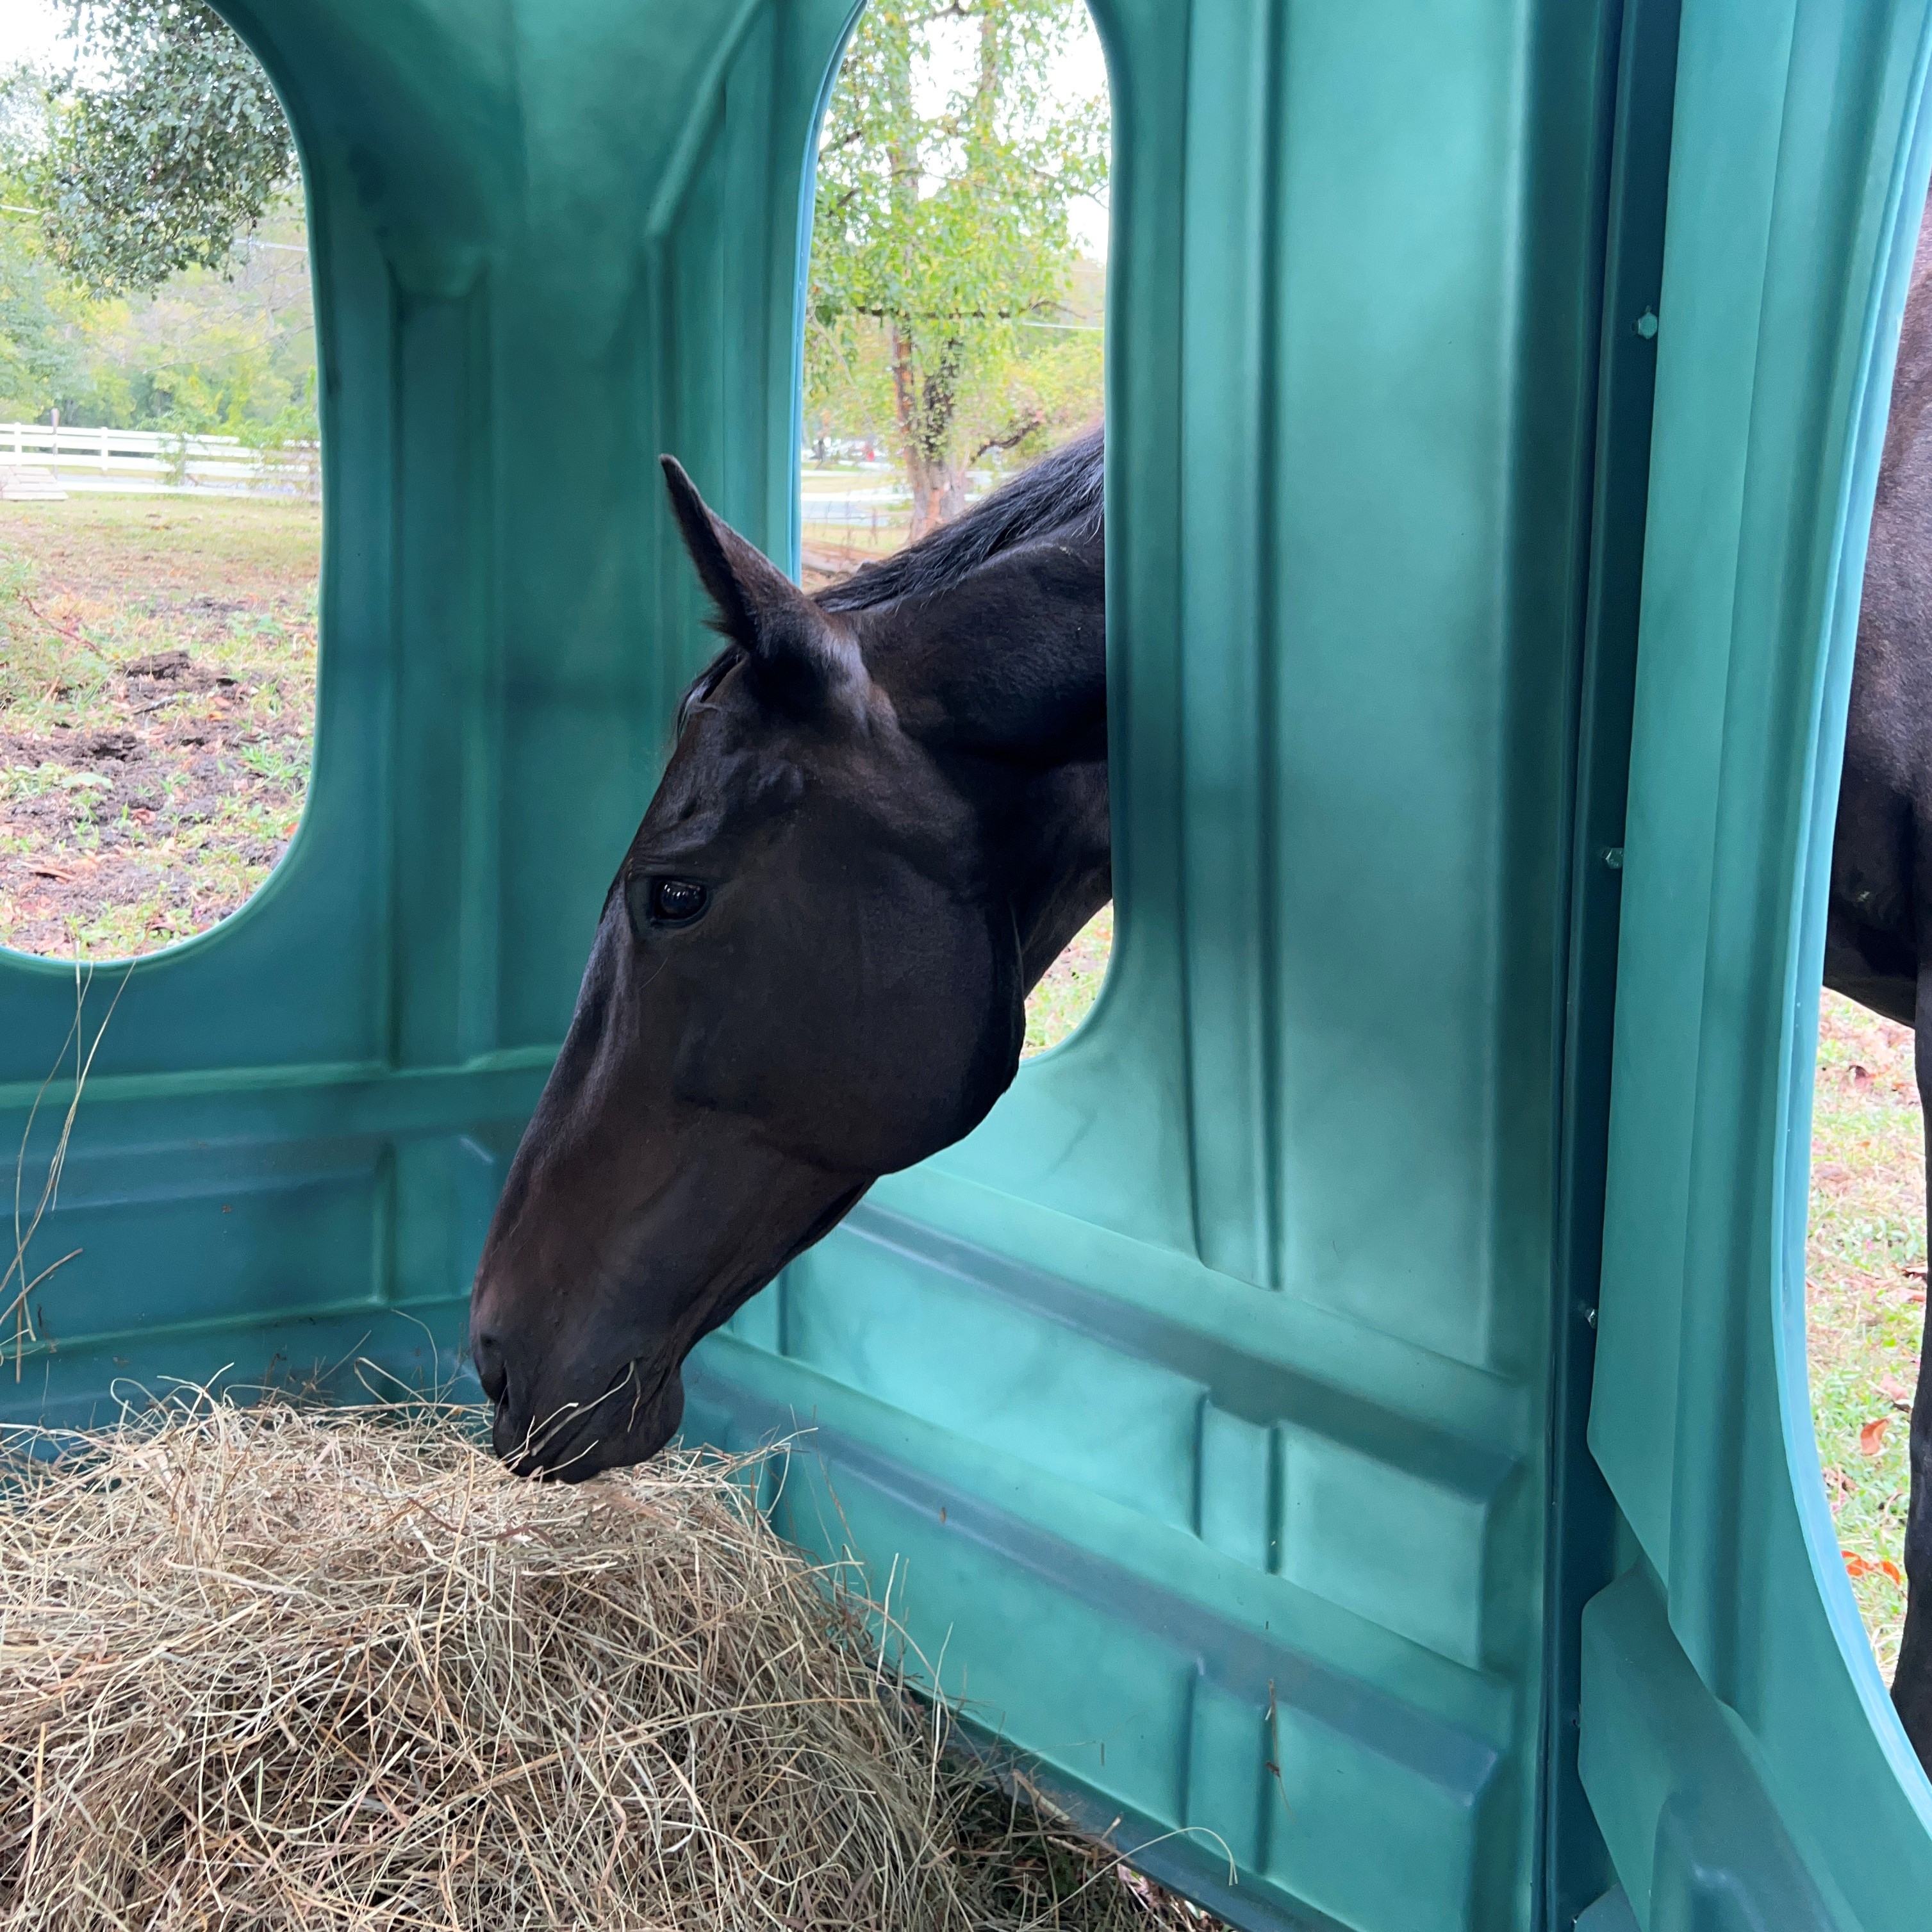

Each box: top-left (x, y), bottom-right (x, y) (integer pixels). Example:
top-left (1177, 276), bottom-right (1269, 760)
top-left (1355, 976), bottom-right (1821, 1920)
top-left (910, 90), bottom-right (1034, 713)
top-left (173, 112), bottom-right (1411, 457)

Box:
top-left (0, 495), bottom-right (1920, 1684)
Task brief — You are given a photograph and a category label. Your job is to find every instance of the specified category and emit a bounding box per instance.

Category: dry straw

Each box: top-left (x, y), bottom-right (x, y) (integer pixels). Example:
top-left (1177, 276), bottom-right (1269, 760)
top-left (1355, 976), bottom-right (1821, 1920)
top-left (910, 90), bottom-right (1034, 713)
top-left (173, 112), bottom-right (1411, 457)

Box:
top-left (0, 1395), bottom-right (1219, 1931)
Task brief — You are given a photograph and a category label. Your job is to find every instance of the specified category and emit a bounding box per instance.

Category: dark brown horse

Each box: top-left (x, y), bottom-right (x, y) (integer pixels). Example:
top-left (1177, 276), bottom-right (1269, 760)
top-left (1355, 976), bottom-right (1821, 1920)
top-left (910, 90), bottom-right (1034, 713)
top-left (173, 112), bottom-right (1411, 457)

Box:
top-left (468, 431), bottom-right (1107, 1478)
top-left (1828, 192), bottom-right (1932, 1771)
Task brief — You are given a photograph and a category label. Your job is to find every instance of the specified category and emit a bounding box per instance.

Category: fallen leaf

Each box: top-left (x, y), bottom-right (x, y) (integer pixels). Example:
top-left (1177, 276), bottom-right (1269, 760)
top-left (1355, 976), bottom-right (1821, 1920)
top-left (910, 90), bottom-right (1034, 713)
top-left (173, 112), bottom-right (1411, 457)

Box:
top-left (27, 864), bottom-right (74, 883)
top-left (1851, 1063), bottom-right (1872, 1087)
top-left (1913, 1291), bottom-right (1928, 1307)
top-left (1883, 1560), bottom-right (1905, 1586)
top-left (1845, 1551), bottom-right (1875, 1578)
top-left (1861, 1416), bottom-right (1892, 1456)
top-left (1881, 1375), bottom-right (1914, 1409)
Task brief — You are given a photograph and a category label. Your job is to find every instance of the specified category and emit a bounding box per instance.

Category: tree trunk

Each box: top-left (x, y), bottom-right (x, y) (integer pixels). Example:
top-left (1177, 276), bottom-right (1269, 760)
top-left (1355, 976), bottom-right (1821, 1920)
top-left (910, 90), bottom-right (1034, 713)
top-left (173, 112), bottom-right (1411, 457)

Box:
top-left (891, 323), bottom-right (968, 539)
top-left (890, 12), bottom-right (1005, 540)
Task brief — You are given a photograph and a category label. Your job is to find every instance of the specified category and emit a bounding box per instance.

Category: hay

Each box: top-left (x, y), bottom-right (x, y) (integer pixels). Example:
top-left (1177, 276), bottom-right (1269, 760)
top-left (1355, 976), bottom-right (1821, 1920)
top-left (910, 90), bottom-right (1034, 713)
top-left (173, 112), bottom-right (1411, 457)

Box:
top-left (0, 1398), bottom-right (1219, 1931)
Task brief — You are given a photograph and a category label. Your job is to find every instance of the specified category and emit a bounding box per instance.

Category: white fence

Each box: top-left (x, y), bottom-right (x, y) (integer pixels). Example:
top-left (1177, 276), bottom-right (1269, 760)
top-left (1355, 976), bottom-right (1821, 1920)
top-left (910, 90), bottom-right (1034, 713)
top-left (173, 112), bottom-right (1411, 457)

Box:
top-left (0, 421), bottom-right (318, 497)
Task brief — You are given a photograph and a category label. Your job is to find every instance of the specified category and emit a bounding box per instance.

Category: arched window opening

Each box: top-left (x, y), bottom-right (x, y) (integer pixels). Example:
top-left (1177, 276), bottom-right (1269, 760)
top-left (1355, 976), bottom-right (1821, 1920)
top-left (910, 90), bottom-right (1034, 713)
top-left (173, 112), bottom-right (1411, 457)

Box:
top-left (0, 0), bottom-right (318, 961)
top-left (1807, 186), bottom-right (1932, 1740)
top-left (802, 0), bottom-right (1110, 1056)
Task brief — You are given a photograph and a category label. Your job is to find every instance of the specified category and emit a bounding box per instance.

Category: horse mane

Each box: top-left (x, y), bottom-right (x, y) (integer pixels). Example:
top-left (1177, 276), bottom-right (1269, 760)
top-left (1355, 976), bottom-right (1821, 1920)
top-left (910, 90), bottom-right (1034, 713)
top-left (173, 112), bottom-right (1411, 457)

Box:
top-left (814, 424), bottom-right (1104, 613)
top-left (673, 424), bottom-right (1104, 736)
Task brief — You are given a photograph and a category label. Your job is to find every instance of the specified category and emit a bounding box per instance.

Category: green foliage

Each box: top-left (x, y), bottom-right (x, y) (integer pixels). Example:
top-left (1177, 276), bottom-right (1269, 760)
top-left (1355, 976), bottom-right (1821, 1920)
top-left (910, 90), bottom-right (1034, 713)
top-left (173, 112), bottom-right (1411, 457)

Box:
top-left (0, 67), bottom-right (84, 417)
top-left (65, 208), bottom-right (318, 440)
top-left (0, 212), bottom-right (85, 419)
top-left (36, 0), bottom-right (297, 299)
top-left (0, 17), bottom-right (314, 444)
top-left (0, 198), bottom-right (315, 438)
top-left (807, 0), bottom-right (1107, 529)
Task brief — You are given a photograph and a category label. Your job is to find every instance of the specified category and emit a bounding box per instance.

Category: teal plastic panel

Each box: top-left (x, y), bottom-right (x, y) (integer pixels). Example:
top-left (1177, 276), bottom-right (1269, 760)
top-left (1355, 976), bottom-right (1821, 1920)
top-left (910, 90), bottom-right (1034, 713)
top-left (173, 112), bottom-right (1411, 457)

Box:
top-left (713, 0), bottom-right (1626, 1920)
top-left (1585, 0), bottom-right (1932, 1924)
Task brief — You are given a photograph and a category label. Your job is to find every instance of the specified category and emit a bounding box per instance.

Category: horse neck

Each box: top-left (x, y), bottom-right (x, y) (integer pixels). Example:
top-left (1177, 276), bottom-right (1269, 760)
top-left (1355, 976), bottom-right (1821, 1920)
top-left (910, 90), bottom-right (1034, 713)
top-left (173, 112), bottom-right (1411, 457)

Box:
top-left (864, 533), bottom-right (1111, 993)
top-left (1007, 757), bottom-right (1111, 992)
top-left (1881, 193), bottom-right (1932, 495)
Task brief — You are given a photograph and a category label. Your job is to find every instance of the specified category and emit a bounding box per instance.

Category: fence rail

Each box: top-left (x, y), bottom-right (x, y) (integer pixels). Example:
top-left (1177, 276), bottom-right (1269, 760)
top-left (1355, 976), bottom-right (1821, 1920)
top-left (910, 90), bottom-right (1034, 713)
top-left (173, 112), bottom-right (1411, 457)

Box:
top-left (0, 421), bottom-right (318, 496)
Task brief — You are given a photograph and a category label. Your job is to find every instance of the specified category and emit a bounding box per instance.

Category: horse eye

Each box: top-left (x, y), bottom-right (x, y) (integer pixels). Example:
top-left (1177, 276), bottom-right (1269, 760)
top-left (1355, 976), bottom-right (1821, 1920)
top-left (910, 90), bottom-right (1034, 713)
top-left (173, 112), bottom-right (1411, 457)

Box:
top-left (648, 878), bottom-right (708, 924)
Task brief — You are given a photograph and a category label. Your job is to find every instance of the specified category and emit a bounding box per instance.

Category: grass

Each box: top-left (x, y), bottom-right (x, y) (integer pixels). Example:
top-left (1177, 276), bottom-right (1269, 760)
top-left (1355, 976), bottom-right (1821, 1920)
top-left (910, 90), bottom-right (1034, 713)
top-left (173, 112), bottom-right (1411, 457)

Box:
top-left (1809, 989), bottom-right (1924, 1671)
top-left (0, 494), bottom-right (319, 957)
top-left (1023, 904), bottom-right (1112, 1057)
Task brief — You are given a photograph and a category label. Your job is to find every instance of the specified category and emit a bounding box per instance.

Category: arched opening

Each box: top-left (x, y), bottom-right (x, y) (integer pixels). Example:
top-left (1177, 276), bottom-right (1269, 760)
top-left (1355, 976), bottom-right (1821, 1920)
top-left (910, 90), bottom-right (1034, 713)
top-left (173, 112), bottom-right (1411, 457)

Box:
top-left (1805, 186), bottom-right (1931, 1725)
top-left (0, 0), bottom-right (318, 960)
top-left (800, 0), bottom-right (1110, 1056)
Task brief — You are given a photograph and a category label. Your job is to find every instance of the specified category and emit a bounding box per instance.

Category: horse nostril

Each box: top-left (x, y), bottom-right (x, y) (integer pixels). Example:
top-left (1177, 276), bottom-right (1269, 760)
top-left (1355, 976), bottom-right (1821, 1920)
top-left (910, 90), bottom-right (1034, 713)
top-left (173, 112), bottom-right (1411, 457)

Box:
top-left (472, 1328), bottom-right (508, 1406)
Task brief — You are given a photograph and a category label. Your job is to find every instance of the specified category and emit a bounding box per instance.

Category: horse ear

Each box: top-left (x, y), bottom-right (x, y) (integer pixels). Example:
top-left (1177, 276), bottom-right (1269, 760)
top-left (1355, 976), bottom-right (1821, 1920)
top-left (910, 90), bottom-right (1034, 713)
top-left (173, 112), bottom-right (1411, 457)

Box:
top-left (659, 456), bottom-right (857, 704)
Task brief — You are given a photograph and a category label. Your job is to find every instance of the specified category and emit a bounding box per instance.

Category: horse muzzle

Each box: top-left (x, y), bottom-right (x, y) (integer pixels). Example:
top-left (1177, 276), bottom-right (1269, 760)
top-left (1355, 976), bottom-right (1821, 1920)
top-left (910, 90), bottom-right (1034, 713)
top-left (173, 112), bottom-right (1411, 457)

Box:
top-left (478, 1339), bottom-right (686, 1480)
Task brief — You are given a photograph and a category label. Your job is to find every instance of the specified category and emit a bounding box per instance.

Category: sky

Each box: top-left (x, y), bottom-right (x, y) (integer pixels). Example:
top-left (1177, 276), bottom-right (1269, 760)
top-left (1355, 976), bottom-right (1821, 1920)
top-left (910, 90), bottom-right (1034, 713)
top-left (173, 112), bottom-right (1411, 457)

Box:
top-left (0, 0), bottom-right (1110, 255)
top-left (0, 0), bottom-right (65, 69)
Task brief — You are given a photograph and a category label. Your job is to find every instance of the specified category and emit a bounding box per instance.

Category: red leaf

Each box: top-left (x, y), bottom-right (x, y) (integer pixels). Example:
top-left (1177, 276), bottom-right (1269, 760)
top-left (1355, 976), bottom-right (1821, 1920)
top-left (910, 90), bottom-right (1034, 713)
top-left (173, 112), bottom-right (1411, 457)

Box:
top-left (1845, 1551), bottom-right (1874, 1578)
top-left (1882, 1560), bottom-right (1904, 1586)
top-left (1861, 1416), bottom-right (1892, 1456)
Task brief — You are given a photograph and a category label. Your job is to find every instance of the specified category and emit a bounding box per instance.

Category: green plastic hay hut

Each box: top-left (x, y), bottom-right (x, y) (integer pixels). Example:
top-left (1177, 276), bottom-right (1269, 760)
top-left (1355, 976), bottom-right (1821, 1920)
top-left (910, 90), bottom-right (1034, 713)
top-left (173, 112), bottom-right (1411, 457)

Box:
top-left (3, 0), bottom-right (1931, 1926)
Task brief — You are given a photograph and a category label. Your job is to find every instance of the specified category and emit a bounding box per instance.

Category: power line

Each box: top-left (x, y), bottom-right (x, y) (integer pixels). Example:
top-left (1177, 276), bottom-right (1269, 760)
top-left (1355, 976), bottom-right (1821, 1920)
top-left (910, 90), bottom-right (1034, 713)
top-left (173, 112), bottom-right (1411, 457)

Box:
top-left (0, 204), bottom-right (308, 254)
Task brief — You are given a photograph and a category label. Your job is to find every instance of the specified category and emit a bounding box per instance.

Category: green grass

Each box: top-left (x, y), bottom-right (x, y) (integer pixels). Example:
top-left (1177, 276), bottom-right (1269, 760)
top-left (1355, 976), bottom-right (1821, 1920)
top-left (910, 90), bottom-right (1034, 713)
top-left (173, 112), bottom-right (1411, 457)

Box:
top-left (1808, 990), bottom-right (1923, 1671)
top-left (1022, 904), bottom-right (1112, 1057)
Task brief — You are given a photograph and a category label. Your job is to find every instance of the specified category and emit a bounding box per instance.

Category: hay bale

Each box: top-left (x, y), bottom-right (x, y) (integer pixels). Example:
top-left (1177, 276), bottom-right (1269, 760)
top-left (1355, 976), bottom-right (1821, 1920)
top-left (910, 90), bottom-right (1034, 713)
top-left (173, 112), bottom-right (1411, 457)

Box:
top-left (0, 1399), bottom-right (974, 1931)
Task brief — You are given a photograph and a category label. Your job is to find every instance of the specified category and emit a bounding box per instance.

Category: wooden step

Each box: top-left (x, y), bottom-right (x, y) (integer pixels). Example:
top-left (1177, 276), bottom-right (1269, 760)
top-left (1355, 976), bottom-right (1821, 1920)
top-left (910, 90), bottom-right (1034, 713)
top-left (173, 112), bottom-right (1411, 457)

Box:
top-left (0, 466), bottom-right (67, 501)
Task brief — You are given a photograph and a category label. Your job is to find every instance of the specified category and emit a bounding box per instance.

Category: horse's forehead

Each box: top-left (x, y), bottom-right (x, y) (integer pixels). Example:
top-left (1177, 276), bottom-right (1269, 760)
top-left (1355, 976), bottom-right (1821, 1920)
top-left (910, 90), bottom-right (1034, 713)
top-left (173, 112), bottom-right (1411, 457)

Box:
top-left (646, 703), bottom-right (807, 838)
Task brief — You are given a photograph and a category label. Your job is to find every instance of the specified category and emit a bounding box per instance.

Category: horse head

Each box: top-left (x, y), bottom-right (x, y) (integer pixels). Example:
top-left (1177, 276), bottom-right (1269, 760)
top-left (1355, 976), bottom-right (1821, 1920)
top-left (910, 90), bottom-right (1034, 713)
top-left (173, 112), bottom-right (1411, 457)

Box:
top-left (468, 436), bottom-right (1108, 1476)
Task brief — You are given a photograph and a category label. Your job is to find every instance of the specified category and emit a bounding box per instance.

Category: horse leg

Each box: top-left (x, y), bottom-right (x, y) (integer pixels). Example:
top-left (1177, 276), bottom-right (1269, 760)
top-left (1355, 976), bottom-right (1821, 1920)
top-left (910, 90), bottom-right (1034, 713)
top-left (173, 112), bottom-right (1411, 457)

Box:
top-left (1891, 967), bottom-right (1932, 1769)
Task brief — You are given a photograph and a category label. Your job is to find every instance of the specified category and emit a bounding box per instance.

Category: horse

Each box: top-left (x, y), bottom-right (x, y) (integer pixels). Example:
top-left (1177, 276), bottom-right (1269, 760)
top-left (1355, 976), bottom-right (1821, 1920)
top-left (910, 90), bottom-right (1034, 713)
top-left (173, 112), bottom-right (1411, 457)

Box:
top-left (1828, 188), bottom-right (1932, 1771)
top-left (467, 429), bottom-right (1109, 1479)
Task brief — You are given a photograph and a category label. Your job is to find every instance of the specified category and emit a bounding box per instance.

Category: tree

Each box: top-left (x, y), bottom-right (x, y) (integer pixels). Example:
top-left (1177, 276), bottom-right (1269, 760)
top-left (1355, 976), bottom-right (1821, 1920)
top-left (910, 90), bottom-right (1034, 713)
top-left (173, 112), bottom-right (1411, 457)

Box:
top-left (0, 68), bottom-right (85, 417)
top-left (35, 0), bottom-right (296, 298)
top-left (807, 0), bottom-right (1107, 536)
top-left (0, 21), bottom-right (313, 439)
